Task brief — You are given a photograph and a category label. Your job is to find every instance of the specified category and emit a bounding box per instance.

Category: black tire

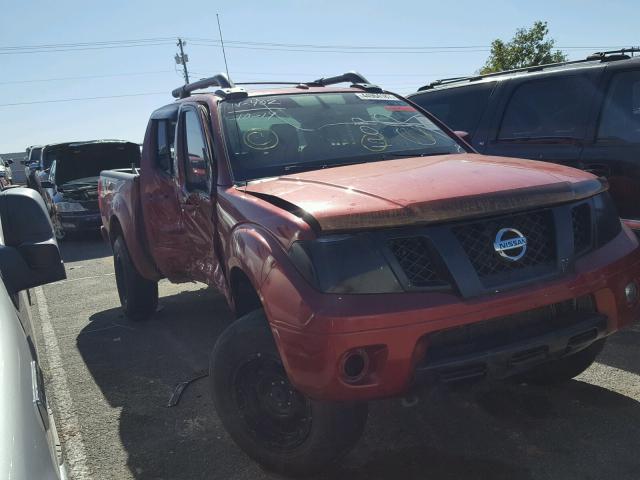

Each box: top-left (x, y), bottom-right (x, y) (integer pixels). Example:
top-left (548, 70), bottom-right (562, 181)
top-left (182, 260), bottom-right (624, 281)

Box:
top-left (113, 236), bottom-right (158, 320)
top-left (516, 339), bottom-right (606, 385)
top-left (210, 309), bottom-right (368, 477)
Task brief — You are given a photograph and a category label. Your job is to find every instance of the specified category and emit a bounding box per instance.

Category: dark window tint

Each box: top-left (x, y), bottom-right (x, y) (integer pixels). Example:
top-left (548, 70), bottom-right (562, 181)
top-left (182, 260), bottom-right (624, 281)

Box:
top-left (498, 76), bottom-right (594, 140)
top-left (412, 82), bottom-right (495, 135)
top-left (182, 109), bottom-right (211, 192)
top-left (156, 119), bottom-right (176, 174)
top-left (29, 147), bottom-right (42, 162)
top-left (597, 70), bottom-right (640, 144)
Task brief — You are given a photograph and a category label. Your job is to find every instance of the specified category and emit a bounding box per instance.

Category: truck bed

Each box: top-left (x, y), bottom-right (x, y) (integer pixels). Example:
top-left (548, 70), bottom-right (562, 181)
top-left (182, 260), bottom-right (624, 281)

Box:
top-left (99, 168), bottom-right (160, 280)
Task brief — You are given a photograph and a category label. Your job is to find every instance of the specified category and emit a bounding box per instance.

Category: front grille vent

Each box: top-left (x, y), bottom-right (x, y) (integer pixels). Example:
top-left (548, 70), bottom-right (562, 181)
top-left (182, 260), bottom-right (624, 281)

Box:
top-left (387, 236), bottom-right (449, 288)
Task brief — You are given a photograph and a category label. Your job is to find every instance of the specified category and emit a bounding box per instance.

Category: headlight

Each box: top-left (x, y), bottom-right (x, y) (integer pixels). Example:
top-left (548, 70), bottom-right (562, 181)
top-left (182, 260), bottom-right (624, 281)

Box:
top-left (56, 201), bottom-right (87, 213)
top-left (594, 192), bottom-right (622, 247)
top-left (288, 234), bottom-right (403, 294)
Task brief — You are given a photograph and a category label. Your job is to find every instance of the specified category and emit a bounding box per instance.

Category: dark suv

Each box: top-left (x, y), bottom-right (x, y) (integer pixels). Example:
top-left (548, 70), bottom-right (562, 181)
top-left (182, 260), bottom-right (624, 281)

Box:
top-left (409, 49), bottom-right (640, 227)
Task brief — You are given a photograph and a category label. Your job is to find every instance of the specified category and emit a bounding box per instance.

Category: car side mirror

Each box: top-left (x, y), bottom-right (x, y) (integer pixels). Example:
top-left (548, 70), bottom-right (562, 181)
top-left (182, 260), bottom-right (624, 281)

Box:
top-left (5, 159), bottom-right (13, 165)
top-left (0, 188), bottom-right (66, 293)
top-left (454, 130), bottom-right (472, 144)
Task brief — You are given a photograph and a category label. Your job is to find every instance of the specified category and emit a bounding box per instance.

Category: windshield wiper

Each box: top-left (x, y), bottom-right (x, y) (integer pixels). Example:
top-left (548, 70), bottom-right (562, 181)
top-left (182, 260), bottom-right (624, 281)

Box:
top-left (383, 151), bottom-right (455, 158)
top-left (282, 160), bottom-right (368, 173)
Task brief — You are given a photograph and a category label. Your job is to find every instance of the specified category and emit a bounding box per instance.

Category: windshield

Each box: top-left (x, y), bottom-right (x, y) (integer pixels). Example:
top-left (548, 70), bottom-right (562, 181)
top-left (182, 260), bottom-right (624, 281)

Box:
top-left (29, 147), bottom-right (42, 162)
top-left (220, 92), bottom-right (465, 181)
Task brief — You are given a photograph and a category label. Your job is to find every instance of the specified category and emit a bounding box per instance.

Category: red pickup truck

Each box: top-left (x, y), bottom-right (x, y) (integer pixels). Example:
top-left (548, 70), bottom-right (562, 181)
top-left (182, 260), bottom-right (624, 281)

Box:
top-left (99, 72), bottom-right (640, 476)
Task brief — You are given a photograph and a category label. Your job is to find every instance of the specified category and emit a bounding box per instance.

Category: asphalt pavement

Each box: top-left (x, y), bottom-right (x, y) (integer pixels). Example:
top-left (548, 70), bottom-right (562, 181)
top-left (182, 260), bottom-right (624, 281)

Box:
top-left (31, 234), bottom-right (640, 480)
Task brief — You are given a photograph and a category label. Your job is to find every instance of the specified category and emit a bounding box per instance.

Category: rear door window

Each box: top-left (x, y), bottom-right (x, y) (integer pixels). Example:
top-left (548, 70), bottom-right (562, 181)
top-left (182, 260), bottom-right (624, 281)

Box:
top-left (412, 82), bottom-right (495, 135)
top-left (498, 75), bottom-right (594, 140)
top-left (156, 119), bottom-right (177, 174)
top-left (597, 70), bottom-right (640, 144)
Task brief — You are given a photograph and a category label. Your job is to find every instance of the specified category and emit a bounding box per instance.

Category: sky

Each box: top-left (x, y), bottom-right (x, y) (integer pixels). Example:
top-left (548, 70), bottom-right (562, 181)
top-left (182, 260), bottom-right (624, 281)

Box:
top-left (1, 0), bottom-right (639, 152)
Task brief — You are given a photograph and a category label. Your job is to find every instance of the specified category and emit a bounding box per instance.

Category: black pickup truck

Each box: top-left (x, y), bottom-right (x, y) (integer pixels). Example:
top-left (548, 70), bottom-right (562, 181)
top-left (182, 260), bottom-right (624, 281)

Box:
top-left (39, 140), bottom-right (140, 239)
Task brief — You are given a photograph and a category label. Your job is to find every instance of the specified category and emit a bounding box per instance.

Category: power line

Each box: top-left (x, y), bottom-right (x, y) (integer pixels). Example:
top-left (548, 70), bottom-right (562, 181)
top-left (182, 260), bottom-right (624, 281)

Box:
top-left (1, 35), bottom-right (633, 56)
top-left (0, 91), bottom-right (167, 107)
top-left (0, 37), bottom-right (175, 50)
top-left (0, 42), bottom-right (175, 55)
top-left (0, 70), bottom-right (173, 85)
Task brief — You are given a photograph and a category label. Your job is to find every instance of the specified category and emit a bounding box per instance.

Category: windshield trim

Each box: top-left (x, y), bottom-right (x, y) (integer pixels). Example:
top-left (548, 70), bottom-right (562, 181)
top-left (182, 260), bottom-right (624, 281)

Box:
top-left (216, 90), bottom-right (471, 184)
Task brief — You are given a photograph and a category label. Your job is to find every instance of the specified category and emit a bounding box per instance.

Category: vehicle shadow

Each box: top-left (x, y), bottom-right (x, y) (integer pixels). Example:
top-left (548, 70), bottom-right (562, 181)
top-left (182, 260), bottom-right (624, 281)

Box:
top-left (595, 325), bottom-right (640, 376)
top-left (77, 290), bottom-right (640, 480)
top-left (59, 232), bottom-right (111, 263)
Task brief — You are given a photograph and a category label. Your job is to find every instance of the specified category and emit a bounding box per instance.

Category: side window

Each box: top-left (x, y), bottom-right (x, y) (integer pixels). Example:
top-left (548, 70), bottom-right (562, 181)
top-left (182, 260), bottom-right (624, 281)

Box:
top-left (156, 119), bottom-right (176, 175)
top-left (182, 108), bottom-right (211, 192)
top-left (498, 76), bottom-right (594, 140)
top-left (597, 70), bottom-right (640, 144)
top-left (412, 82), bottom-right (495, 135)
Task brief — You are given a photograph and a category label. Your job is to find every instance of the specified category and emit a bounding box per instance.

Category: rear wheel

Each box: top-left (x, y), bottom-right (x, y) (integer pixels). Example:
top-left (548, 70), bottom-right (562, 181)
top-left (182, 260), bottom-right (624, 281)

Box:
top-left (516, 339), bottom-right (606, 384)
top-left (113, 236), bottom-right (158, 320)
top-left (210, 309), bottom-right (368, 477)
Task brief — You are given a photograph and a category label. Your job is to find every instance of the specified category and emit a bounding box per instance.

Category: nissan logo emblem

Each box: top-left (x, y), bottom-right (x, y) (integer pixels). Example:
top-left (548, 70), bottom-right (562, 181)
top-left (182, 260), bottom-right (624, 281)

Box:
top-left (493, 228), bottom-right (527, 261)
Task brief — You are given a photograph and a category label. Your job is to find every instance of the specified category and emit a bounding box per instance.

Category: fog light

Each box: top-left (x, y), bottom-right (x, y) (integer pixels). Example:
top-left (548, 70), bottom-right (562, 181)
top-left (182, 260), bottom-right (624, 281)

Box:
top-left (341, 349), bottom-right (370, 384)
top-left (625, 281), bottom-right (639, 305)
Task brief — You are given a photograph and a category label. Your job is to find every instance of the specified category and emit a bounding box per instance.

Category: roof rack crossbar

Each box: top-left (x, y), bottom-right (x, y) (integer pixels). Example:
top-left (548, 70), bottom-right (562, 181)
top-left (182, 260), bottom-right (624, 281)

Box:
top-left (172, 73), bottom-right (234, 99)
top-left (234, 81), bottom-right (304, 86)
top-left (589, 47), bottom-right (640, 57)
top-left (307, 71), bottom-right (370, 87)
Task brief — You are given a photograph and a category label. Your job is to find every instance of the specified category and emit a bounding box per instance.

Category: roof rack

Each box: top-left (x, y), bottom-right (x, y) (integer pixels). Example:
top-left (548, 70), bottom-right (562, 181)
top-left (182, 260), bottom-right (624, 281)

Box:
top-left (417, 48), bottom-right (640, 91)
top-left (172, 73), bottom-right (247, 99)
top-left (172, 70), bottom-right (382, 99)
top-left (587, 47), bottom-right (640, 60)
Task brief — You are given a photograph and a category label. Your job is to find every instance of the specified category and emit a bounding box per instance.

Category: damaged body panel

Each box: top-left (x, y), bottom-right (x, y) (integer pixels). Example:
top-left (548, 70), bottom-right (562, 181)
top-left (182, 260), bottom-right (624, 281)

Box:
top-left (243, 154), bottom-right (606, 232)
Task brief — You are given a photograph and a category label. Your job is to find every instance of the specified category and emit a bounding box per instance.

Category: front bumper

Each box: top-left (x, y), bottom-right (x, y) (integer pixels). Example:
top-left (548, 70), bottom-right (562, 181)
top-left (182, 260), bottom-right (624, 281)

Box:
top-left (414, 313), bottom-right (607, 384)
top-left (59, 212), bottom-right (102, 231)
top-left (263, 228), bottom-right (640, 402)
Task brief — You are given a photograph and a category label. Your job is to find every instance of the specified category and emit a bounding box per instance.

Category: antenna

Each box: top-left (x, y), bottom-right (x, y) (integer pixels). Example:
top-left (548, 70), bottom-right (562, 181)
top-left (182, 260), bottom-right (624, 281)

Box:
top-left (216, 14), bottom-right (231, 81)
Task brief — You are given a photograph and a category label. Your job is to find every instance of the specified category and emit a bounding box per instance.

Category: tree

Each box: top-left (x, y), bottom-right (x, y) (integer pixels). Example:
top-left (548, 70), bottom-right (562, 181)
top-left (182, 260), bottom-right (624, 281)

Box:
top-left (479, 21), bottom-right (567, 74)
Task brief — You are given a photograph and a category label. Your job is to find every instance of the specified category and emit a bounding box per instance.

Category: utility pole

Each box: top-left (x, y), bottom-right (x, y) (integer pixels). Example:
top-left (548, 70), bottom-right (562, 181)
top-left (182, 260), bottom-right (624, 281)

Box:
top-left (175, 38), bottom-right (190, 84)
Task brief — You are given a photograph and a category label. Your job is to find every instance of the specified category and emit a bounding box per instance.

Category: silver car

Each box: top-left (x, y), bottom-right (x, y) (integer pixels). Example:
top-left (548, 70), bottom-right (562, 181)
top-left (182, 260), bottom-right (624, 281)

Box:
top-left (0, 187), bottom-right (67, 479)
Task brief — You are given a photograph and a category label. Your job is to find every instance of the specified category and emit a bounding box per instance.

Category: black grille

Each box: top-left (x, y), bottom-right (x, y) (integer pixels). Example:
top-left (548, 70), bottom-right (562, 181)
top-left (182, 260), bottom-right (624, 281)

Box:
top-left (388, 237), bottom-right (448, 288)
top-left (423, 295), bottom-right (596, 365)
top-left (572, 203), bottom-right (592, 256)
top-left (453, 209), bottom-right (556, 285)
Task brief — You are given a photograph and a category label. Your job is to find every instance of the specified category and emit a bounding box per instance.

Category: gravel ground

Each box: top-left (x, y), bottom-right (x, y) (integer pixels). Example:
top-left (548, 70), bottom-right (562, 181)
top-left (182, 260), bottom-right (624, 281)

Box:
top-left (31, 235), bottom-right (640, 480)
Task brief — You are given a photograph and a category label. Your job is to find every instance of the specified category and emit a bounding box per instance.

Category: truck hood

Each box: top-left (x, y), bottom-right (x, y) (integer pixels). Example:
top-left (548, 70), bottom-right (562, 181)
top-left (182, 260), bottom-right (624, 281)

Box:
top-left (243, 153), bottom-right (606, 232)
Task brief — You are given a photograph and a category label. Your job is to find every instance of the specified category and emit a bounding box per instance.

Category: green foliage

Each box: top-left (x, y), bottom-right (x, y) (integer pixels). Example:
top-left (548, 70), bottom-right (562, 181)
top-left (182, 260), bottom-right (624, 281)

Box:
top-left (480, 21), bottom-right (568, 74)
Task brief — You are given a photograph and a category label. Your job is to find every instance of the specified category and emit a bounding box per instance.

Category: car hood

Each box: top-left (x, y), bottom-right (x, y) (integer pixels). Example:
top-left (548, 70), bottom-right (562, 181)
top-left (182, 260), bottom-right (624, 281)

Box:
top-left (243, 153), bottom-right (605, 232)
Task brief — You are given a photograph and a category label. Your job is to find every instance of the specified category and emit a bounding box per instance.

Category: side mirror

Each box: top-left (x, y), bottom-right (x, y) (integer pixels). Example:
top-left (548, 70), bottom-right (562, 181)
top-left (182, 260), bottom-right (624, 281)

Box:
top-left (454, 130), bottom-right (472, 144)
top-left (5, 159), bottom-right (13, 165)
top-left (0, 188), bottom-right (66, 293)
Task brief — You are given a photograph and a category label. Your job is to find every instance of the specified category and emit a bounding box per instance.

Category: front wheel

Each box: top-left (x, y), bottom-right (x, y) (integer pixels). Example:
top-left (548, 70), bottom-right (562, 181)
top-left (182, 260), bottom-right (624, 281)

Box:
top-left (210, 309), bottom-right (368, 477)
top-left (113, 236), bottom-right (158, 320)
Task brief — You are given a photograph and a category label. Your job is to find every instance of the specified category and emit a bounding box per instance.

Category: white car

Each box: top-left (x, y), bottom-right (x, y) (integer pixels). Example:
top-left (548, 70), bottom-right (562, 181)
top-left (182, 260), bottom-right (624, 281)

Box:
top-left (0, 156), bottom-right (13, 184)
